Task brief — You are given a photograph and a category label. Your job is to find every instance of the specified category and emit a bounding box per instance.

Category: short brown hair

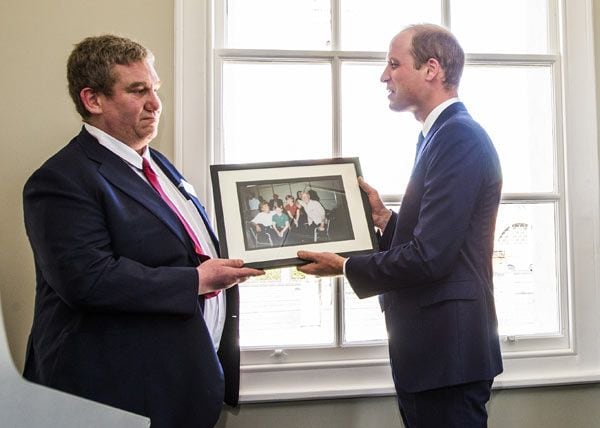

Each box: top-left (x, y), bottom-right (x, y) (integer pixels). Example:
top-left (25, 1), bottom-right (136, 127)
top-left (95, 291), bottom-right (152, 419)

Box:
top-left (406, 24), bottom-right (464, 90)
top-left (67, 34), bottom-right (152, 118)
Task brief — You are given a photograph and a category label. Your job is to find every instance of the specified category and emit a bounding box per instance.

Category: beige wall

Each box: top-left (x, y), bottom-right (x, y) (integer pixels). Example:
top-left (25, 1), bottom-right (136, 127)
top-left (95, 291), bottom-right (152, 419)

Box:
top-left (2, 1), bottom-right (600, 427)
top-left (216, 384), bottom-right (600, 428)
top-left (0, 0), bottom-right (174, 368)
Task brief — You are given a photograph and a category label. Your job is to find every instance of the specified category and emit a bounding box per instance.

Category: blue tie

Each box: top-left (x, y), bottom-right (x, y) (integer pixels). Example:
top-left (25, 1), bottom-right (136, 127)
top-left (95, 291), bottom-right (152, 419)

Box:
top-left (414, 132), bottom-right (425, 165)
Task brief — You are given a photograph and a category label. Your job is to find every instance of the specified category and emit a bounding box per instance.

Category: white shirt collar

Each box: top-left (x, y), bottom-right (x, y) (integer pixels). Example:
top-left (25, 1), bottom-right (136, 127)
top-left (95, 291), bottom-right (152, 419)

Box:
top-left (421, 97), bottom-right (460, 138)
top-left (84, 123), bottom-right (149, 169)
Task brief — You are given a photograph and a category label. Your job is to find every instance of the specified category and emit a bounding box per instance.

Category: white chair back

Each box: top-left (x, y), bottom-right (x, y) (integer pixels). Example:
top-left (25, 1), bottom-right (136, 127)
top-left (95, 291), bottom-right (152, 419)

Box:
top-left (0, 294), bottom-right (150, 427)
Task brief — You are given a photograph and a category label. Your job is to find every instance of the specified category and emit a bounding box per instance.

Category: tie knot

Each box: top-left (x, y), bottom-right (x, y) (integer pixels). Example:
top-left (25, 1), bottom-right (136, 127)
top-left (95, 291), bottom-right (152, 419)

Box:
top-left (142, 158), bottom-right (157, 178)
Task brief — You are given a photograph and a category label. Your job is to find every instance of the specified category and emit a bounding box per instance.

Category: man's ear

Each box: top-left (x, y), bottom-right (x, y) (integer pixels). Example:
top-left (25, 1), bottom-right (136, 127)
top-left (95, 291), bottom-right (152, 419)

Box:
top-left (80, 88), bottom-right (103, 115)
top-left (424, 58), bottom-right (443, 83)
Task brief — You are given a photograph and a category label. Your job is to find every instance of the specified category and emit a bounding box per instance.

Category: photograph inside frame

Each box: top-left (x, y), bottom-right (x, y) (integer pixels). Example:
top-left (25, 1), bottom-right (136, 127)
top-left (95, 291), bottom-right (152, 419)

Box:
top-left (238, 175), bottom-right (355, 251)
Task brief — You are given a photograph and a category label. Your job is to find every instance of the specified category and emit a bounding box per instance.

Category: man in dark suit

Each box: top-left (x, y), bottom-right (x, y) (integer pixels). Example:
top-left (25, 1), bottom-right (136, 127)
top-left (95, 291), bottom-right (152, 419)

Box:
top-left (22, 34), bottom-right (263, 428)
top-left (298, 24), bottom-right (503, 427)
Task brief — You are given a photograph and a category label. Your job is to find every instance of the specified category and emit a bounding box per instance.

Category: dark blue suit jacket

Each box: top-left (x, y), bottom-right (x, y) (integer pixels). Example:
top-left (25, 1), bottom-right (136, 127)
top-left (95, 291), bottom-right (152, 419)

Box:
top-left (22, 127), bottom-right (239, 428)
top-left (346, 102), bottom-right (503, 393)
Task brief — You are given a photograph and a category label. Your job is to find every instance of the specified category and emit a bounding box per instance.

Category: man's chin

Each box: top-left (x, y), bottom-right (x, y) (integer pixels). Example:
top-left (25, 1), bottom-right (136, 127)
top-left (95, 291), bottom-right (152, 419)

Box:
top-left (139, 128), bottom-right (159, 142)
top-left (388, 99), bottom-right (411, 113)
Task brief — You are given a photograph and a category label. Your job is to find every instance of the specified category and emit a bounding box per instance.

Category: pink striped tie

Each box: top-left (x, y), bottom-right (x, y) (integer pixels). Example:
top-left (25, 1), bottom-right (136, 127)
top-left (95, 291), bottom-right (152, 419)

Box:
top-left (142, 158), bottom-right (219, 298)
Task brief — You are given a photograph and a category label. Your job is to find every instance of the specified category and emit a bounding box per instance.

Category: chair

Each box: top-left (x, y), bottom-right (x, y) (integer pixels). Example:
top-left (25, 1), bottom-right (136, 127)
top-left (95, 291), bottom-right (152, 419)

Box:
top-left (313, 217), bottom-right (330, 242)
top-left (248, 223), bottom-right (274, 247)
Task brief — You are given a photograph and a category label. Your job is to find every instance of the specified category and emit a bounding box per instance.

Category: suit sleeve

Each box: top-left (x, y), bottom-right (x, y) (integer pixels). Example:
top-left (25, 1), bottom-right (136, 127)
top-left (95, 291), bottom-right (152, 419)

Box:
top-left (23, 164), bottom-right (200, 316)
top-left (346, 122), bottom-right (491, 298)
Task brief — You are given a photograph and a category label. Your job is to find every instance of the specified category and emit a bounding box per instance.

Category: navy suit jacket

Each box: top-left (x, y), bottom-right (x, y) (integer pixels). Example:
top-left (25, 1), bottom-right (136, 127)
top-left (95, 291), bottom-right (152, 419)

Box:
top-left (346, 102), bottom-right (503, 393)
top-left (22, 127), bottom-right (239, 428)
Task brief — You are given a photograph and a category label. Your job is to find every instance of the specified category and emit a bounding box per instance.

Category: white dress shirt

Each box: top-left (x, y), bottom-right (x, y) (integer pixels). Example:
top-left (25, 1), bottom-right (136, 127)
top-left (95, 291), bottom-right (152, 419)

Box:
top-left (421, 97), bottom-right (460, 138)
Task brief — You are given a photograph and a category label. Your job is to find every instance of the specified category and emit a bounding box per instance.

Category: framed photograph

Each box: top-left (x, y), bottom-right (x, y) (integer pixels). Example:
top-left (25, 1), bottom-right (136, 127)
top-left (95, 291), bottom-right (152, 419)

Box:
top-left (210, 157), bottom-right (378, 269)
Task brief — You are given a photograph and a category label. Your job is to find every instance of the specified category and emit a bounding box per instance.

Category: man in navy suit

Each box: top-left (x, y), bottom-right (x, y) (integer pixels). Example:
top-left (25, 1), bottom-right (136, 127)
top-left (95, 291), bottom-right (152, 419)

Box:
top-left (22, 35), bottom-right (263, 428)
top-left (298, 24), bottom-right (503, 427)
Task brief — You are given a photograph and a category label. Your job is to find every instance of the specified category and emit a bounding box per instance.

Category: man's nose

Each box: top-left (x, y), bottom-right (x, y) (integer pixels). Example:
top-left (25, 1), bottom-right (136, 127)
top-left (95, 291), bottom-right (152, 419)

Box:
top-left (380, 68), bottom-right (389, 83)
top-left (147, 91), bottom-right (161, 111)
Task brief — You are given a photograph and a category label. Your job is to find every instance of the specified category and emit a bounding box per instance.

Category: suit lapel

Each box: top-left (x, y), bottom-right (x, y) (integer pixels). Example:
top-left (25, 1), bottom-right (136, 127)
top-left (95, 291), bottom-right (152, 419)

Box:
top-left (76, 128), bottom-right (193, 252)
top-left (150, 149), bottom-right (220, 255)
top-left (150, 149), bottom-right (219, 254)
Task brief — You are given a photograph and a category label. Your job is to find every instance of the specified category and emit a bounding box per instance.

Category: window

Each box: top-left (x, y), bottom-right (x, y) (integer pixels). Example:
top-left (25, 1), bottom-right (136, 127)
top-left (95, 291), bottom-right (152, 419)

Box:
top-left (176, 0), bottom-right (600, 400)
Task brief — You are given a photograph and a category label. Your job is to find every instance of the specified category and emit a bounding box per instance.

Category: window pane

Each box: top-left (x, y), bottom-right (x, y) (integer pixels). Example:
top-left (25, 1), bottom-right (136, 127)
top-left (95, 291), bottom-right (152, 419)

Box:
top-left (461, 65), bottom-right (555, 193)
top-left (494, 203), bottom-right (560, 336)
top-left (341, 62), bottom-right (421, 195)
top-left (341, 0), bottom-right (441, 51)
top-left (343, 281), bottom-right (387, 343)
top-left (451, 0), bottom-right (550, 54)
top-left (240, 269), bottom-right (334, 347)
top-left (223, 62), bottom-right (332, 163)
top-left (344, 202), bottom-right (560, 343)
top-left (226, 0), bottom-right (331, 49)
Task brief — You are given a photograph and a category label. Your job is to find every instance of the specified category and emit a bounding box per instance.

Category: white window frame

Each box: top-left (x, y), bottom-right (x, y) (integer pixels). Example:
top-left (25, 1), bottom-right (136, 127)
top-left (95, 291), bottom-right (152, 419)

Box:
top-left (175, 0), bottom-right (600, 402)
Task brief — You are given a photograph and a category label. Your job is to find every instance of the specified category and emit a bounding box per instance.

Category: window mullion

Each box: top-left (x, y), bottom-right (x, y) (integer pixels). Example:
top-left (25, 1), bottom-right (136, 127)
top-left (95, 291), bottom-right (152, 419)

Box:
top-left (212, 56), bottom-right (224, 165)
top-left (466, 53), bottom-right (559, 65)
top-left (213, 0), bottom-right (225, 49)
top-left (331, 0), bottom-right (340, 50)
top-left (548, 0), bottom-right (560, 54)
top-left (441, 0), bottom-right (451, 28)
top-left (332, 0), bottom-right (344, 349)
top-left (334, 277), bottom-right (344, 346)
top-left (332, 57), bottom-right (342, 157)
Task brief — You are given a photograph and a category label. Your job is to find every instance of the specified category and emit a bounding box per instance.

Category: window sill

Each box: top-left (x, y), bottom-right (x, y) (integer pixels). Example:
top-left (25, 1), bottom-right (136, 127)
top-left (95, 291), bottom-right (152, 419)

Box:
top-left (239, 353), bottom-right (600, 403)
top-left (240, 358), bottom-right (395, 403)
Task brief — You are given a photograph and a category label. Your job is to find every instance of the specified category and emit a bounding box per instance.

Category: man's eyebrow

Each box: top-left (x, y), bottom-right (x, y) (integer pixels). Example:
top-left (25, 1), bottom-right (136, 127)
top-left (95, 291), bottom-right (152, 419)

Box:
top-left (125, 81), bottom-right (147, 89)
top-left (125, 80), bottom-right (161, 90)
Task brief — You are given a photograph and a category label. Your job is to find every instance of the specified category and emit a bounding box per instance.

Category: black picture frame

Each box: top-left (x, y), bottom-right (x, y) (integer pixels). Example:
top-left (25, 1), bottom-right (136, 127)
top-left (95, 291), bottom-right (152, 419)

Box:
top-left (210, 157), bottom-right (378, 269)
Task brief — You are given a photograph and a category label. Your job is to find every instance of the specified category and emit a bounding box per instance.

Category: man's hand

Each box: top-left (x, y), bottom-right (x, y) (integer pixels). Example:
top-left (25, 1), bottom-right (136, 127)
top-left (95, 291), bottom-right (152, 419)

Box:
top-left (297, 251), bottom-right (345, 276)
top-left (197, 258), bottom-right (264, 295)
top-left (358, 177), bottom-right (391, 232)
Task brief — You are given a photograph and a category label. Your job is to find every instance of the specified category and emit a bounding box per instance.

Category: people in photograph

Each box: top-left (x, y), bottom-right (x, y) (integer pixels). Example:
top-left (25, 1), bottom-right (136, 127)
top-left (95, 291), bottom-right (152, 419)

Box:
top-left (295, 197), bottom-right (308, 227)
top-left (307, 188), bottom-right (320, 201)
top-left (286, 196), bottom-right (309, 245)
top-left (297, 24), bottom-right (503, 428)
top-left (300, 191), bottom-right (326, 232)
top-left (247, 192), bottom-right (260, 219)
top-left (268, 193), bottom-right (283, 210)
top-left (21, 34), bottom-right (264, 428)
top-left (284, 194), bottom-right (299, 227)
top-left (250, 201), bottom-right (275, 244)
top-left (271, 200), bottom-right (291, 246)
